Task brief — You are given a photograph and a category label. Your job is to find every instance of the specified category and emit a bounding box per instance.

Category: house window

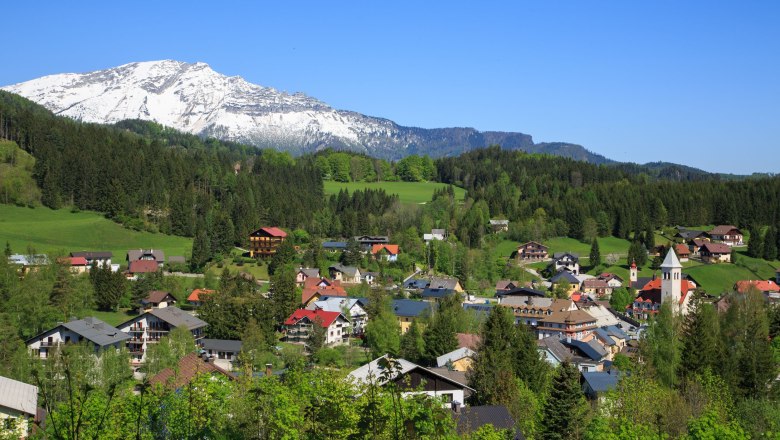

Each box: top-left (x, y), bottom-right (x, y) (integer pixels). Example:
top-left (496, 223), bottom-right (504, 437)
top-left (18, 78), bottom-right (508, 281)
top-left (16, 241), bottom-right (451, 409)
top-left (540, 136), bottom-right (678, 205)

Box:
top-left (441, 393), bottom-right (454, 403)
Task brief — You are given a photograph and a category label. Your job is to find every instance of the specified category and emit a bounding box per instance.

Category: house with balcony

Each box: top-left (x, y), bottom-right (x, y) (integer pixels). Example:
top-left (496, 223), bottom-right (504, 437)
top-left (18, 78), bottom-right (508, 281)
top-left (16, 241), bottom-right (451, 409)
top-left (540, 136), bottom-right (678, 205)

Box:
top-left (70, 251), bottom-right (113, 268)
top-left (283, 309), bottom-right (350, 345)
top-left (516, 241), bottom-right (549, 260)
top-left (248, 227), bottom-right (287, 258)
top-left (535, 309), bottom-right (598, 341)
top-left (309, 297), bottom-right (368, 335)
top-left (549, 252), bottom-right (580, 275)
top-left (26, 317), bottom-right (130, 359)
top-left (117, 307), bottom-right (207, 365)
top-left (708, 225), bottom-right (744, 246)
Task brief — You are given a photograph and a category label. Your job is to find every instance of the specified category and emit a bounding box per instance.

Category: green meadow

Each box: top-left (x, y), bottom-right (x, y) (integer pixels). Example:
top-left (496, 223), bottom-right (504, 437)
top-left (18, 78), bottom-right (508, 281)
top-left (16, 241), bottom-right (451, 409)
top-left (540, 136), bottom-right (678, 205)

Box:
top-left (323, 180), bottom-right (466, 205)
top-left (0, 204), bottom-right (192, 262)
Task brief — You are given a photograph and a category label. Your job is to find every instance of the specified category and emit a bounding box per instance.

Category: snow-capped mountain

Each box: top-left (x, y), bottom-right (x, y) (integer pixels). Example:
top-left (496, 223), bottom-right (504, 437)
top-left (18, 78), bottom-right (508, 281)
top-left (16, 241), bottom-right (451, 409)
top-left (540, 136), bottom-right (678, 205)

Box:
top-left (1, 60), bottom-right (609, 162)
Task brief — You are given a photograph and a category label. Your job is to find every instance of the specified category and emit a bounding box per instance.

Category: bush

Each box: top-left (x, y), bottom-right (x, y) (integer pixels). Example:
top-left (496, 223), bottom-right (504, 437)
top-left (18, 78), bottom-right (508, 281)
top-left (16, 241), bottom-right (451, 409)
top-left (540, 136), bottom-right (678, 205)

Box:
top-left (314, 348), bottom-right (345, 368)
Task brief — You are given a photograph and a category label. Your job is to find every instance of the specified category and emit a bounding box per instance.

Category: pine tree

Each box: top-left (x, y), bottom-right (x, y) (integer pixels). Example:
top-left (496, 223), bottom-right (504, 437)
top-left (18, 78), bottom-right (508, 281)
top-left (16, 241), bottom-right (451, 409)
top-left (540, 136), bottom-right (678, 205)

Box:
top-left (399, 320), bottom-right (425, 364)
top-left (3, 241), bottom-right (11, 258)
top-left (467, 306), bottom-right (518, 406)
top-left (589, 238), bottom-right (601, 268)
top-left (513, 321), bottom-right (548, 393)
top-left (539, 361), bottom-right (589, 440)
top-left (644, 225), bottom-right (656, 251)
top-left (763, 226), bottom-right (777, 261)
top-left (190, 224), bottom-right (212, 271)
top-left (50, 264), bottom-right (73, 319)
top-left (307, 317), bottom-right (327, 355)
top-left (268, 239), bottom-right (295, 276)
top-left (340, 238), bottom-right (362, 267)
top-left (680, 292), bottom-right (721, 379)
top-left (747, 225), bottom-right (763, 258)
top-left (644, 303), bottom-right (681, 388)
top-left (423, 295), bottom-right (460, 363)
top-left (270, 265), bottom-right (298, 322)
top-left (627, 240), bottom-right (648, 267)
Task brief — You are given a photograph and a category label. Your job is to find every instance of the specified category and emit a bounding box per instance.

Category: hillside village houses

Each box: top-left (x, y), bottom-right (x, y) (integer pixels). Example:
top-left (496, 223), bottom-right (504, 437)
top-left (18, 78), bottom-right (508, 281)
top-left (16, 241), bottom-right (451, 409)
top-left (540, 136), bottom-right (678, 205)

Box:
top-left (516, 241), bottom-right (549, 260)
top-left (0, 375), bottom-right (39, 439)
top-left (248, 226), bottom-right (287, 257)
top-left (628, 249), bottom-right (695, 320)
top-left (283, 309), bottom-right (350, 345)
top-left (550, 252), bottom-right (580, 275)
top-left (117, 307), bottom-right (207, 365)
top-left (26, 317), bottom-right (130, 359)
top-left (308, 297), bottom-right (368, 335)
top-left (371, 244), bottom-right (400, 262)
top-left (423, 228), bottom-right (447, 242)
top-left (328, 264), bottom-right (362, 284)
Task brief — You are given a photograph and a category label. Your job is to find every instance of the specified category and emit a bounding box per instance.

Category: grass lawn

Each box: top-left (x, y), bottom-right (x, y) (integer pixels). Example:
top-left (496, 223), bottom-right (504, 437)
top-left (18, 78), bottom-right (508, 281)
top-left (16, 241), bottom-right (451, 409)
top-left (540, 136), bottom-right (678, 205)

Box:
top-left (0, 205), bottom-right (192, 262)
top-left (685, 263), bottom-right (759, 295)
top-left (206, 259), bottom-right (270, 281)
top-left (323, 181), bottom-right (466, 205)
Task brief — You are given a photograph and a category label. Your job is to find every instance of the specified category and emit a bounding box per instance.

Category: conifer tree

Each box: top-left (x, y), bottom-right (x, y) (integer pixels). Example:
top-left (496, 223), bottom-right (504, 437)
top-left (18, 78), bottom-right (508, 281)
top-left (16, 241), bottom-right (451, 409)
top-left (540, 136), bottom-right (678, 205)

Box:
top-left (364, 296), bottom-right (401, 358)
top-left (644, 302), bottom-right (681, 388)
top-left (513, 321), bottom-right (548, 393)
top-left (644, 225), bottom-right (656, 251)
top-left (747, 225), bottom-right (763, 258)
top-left (589, 238), bottom-right (601, 268)
top-left (268, 239), bottom-right (295, 276)
top-left (763, 226), bottom-right (777, 261)
top-left (467, 306), bottom-right (518, 406)
top-left (680, 292), bottom-right (721, 379)
top-left (190, 223), bottom-right (212, 271)
top-left (423, 295), bottom-right (461, 363)
top-left (399, 320), bottom-right (425, 364)
top-left (540, 361), bottom-right (589, 440)
top-left (270, 265), bottom-right (298, 322)
top-left (627, 240), bottom-right (648, 267)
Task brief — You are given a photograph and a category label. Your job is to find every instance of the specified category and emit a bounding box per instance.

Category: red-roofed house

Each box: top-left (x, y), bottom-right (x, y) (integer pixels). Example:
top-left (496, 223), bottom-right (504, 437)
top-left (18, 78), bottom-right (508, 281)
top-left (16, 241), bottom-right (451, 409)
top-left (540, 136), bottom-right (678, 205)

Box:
top-left (371, 244), bottom-right (400, 262)
top-left (700, 242), bottom-right (732, 264)
top-left (126, 260), bottom-right (160, 278)
top-left (674, 244), bottom-right (690, 262)
top-left (734, 280), bottom-right (780, 299)
top-left (67, 256), bottom-right (90, 274)
top-left (187, 288), bottom-right (216, 306)
top-left (283, 309), bottom-right (350, 345)
top-left (628, 249), bottom-right (696, 319)
top-left (708, 225), bottom-right (744, 246)
top-left (248, 227), bottom-right (287, 258)
top-left (301, 277), bottom-right (347, 307)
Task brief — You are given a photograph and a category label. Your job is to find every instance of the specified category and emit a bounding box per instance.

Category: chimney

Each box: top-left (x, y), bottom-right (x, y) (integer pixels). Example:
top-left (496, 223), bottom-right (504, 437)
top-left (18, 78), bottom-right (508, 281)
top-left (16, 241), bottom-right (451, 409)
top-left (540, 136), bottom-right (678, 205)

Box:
top-left (265, 363), bottom-right (273, 377)
top-left (451, 401), bottom-right (462, 413)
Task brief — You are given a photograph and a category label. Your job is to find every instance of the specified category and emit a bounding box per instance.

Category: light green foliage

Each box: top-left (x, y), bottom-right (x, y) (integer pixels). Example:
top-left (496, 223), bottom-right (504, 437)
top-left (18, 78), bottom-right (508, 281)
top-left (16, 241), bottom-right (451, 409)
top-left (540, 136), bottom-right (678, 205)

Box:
top-left (395, 154), bottom-right (436, 182)
top-left (142, 327), bottom-right (197, 376)
top-left (585, 416), bottom-right (663, 440)
top-left (0, 140), bottom-right (40, 206)
top-left (364, 294), bottom-right (401, 358)
top-left (463, 424), bottom-right (514, 440)
top-left (684, 411), bottom-right (748, 440)
top-left (644, 303), bottom-right (681, 388)
top-left (324, 180), bottom-right (466, 204)
top-left (609, 287), bottom-right (633, 313)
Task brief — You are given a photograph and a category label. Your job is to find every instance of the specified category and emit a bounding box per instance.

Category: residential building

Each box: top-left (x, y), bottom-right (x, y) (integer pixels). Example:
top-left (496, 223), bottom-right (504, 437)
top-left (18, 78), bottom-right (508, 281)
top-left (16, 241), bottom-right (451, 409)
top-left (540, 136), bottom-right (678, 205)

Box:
top-left (489, 219), bottom-right (509, 233)
top-left (674, 228), bottom-right (706, 241)
top-left (452, 405), bottom-right (523, 440)
top-left (456, 333), bottom-right (481, 350)
top-left (436, 347), bottom-right (476, 372)
top-left (700, 242), bottom-right (732, 263)
top-left (535, 309), bottom-right (598, 341)
top-left (421, 287), bottom-right (457, 302)
top-left (187, 288), bottom-right (215, 306)
top-left (429, 276), bottom-right (464, 292)
top-left (516, 241), bottom-right (549, 260)
top-left (423, 229), bottom-right (447, 243)
top-left (322, 241), bottom-right (348, 253)
top-left (550, 252), bottom-right (580, 275)
top-left (328, 264), bottom-right (362, 284)
top-left (392, 299), bottom-right (433, 333)
top-left (248, 227), bottom-right (287, 257)
top-left (199, 339), bottom-right (242, 371)
top-left (538, 336), bottom-right (608, 372)
top-left (371, 244), bottom-right (400, 262)
top-left (496, 286), bottom-right (546, 304)
top-left (149, 352), bottom-right (236, 389)
top-left (549, 271), bottom-right (582, 295)
top-left (64, 256), bottom-right (90, 274)
top-left (495, 280), bottom-right (521, 294)
top-left (8, 254), bottom-right (48, 274)
top-left (283, 309), bottom-right (350, 345)
top-left (310, 297), bottom-right (369, 335)
top-left (629, 249), bottom-right (695, 319)
top-left (688, 238), bottom-right (709, 257)
top-left (674, 243), bottom-right (691, 262)
top-left (117, 307), bottom-right (207, 365)
top-left (581, 279), bottom-right (611, 299)
top-left (301, 277), bottom-right (347, 308)
top-left (127, 249), bottom-right (165, 266)
top-left (362, 271), bottom-right (378, 285)
top-left (140, 290), bottom-right (177, 311)
top-left (597, 273), bottom-right (624, 288)
top-left (0, 376), bottom-right (38, 439)
top-left (708, 225), bottom-right (744, 246)
top-left (592, 325), bottom-right (629, 359)
top-left (26, 317), bottom-right (130, 359)
top-left (348, 356), bottom-right (475, 406)
top-left (581, 371), bottom-right (621, 401)
top-left (296, 267), bottom-right (320, 286)
top-left (126, 260), bottom-right (159, 279)
top-left (734, 280), bottom-right (780, 301)
top-left (354, 235), bottom-right (389, 250)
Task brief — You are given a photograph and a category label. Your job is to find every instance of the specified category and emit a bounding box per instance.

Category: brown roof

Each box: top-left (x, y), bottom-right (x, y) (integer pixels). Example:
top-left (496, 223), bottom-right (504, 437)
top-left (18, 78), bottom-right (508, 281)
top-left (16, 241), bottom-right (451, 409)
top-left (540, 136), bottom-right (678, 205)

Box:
top-left (701, 242), bottom-right (731, 254)
top-left (149, 352), bottom-right (235, 389)
top-left (674, 244), bottom-right (690, 255)
top-left (128, 260), bottom-right (159, 274)
top-left (146, 290), bottom-right (174, 304)
top-left (710, 225), bottom-right (742, 235)
top-left (456, 333), bottom-right (481, 350)
top-left (542, 309), bottom-right (596, 325)
top-left (582, 279), bottom-right (609, 289)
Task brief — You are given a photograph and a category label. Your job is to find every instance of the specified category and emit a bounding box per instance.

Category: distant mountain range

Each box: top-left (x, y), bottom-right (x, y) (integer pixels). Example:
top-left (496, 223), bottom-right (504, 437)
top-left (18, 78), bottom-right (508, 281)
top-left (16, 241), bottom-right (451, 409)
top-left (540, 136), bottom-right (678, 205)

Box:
top-left (1, 60), bottom-right (610, 162)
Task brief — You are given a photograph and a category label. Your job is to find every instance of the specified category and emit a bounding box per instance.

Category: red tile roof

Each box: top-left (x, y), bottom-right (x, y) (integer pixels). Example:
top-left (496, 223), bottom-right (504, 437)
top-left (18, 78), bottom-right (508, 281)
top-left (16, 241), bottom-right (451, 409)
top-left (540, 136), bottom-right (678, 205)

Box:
top-left (187, 288), bottom-right (216, 302)
top-left (734, 280), bottom-right (780, 294)
top-left (371, 244), bottom-right (400, 255)
top-left (149, 352), bottom-right (235, 389)
top-left (260, 227), bottom-right (287, 237)
top-left (637, 278), bottom-right (697, 305)
top-left (301, 282), bottom-right (347, 305)
top-left (284, 309), bottom-right (343, 327)
top-left (128, 260), bottom-right (159, 274)
top-left (640, 278), bottom-right (696, 294)
top-left (674, 244), bottom-right (690, 256)
top-left (69, 257), bottom-right (89, 266)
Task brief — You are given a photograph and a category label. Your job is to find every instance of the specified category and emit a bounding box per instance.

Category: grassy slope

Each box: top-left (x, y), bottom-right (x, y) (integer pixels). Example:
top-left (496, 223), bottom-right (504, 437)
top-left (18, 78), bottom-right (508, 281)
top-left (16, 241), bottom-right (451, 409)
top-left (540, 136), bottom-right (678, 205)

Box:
top-left (0, 205), bottom-right (192, 262)
top-left (496, 236), bottom-right (632, 259)
top-left (323, 181), bottom-right (466, 204)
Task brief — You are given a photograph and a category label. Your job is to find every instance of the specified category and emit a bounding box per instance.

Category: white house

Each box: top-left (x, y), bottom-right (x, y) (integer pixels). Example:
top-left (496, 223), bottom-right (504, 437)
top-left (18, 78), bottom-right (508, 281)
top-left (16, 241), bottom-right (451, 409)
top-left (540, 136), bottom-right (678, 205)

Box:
top-left (199, 339), bottom-right (242, 371)
top-left (328, 264), bottom-right (362, 284)
top-left (283, 309), bottom-right (350, 345)
top-left (0, 376), bottom-right (38, 439)
top-left (26, 317), bottom-right (130, 359)
top-left (69, 251), bottom-right (113, 268)
top-left (310, 297), bottom-right (369, 335)
top-left (423, 229), bottom-right (447, 243)
top-left (117, 307), bottom-right (207, 365)
top-left (348, 356), bottom-right (474, 407)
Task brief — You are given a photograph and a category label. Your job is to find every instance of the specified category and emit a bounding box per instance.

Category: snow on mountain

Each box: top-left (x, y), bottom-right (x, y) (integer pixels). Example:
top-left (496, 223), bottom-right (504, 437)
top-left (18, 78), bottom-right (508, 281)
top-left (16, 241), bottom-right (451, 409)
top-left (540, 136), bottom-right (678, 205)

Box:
top-left (1, 60), bottom-right (609, 162)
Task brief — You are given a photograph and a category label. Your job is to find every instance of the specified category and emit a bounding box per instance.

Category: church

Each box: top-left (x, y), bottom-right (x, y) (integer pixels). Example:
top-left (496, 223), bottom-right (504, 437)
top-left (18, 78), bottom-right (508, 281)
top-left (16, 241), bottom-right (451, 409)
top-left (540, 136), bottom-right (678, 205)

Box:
top-left (627, 249), bottom-right (696, 320)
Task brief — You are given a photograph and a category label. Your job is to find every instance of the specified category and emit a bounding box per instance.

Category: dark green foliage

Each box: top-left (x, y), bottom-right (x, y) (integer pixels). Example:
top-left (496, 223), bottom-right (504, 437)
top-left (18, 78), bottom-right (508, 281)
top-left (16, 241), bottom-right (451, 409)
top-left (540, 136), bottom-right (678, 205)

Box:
top-left (340, 238), bottom-right (363, 266)
top-left (190, 222), bottom-right (212, 271)
top-left (268, 239), bottom-right (295, 276)
top-left (540, 361), bottom-right (589, 440)
top-left (422, 295), bottom-right (462, 363)
top-left (200, 271), bottom-right (276, 340)
top-left (91, 263), bottom-right (127, 311)
top-left (467, 306), bottom-right (518, 406)
top-left (680, 293), bottom-right (721, 379)
top-left (627, 240), bottom-right (648, 268)
top-left (131, 270), bottom-right (163, 304)
top-left (763, 226), bottom-right (777, 261)
top-left (609, 287), bottom-right (633, 313)
top-left (270, 264), bottom-right (299, 322)
top-left (589, 238), bottom-right (601, 267)
top-left (307, 317), bottom-right (327, 355)
top-left (399, 320), bottom-right (426, 364)
top-left (747, 224), bottom-right (764, 258)
top-left (513, 321), bottom-right (548, 393)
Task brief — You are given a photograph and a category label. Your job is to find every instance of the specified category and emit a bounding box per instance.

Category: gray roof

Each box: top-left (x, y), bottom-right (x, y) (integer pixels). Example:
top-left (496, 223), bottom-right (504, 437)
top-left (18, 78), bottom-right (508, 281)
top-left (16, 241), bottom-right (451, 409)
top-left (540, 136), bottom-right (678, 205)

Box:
top-left (593, 328), bottom-right (616, 346)
top-left (127, 249), bottom-right (165, 262)
top-left (422, 288), bottom-right (456, 299)
top-left (497, 287), bottom-right (546, 298)
top-left (429, 277), bottom-right (460, 290)
top-left (27, 317), bottom-right (130, 347)
top-left (553, 252), bottom-right (579, 260)
top-left (436, 347), bottom-right (476, 367)
top-left (329, 264), bottom-right (359, 277)
top-left (431, 228), bottom-right (446, 235)
top-left (70, 251), bottom-right (113, 259)
top-left (149, 307), bottom-right (207, 330)
top-left (322, 241), bottom-right (348, 249)
top-left (582, 371), bottom-right (621, 394)
top-left (489, 219), bottom-right (509, 225)
top-left (566, 339), bottom-right (608, 361)
top-left (500, 296), bottom-right (554, 308)
top-left (550, 271), bottom-right (580, 285)
top-left (392, 299), bottom-right (433, 318)
top-left (200, 339), bottom-right (242, 352)
top-left (8, 254), bottom-right (48, 266)
top-left (348, 355), bottom-right (420, 386)
top-left (454, 405), bottom-right (522, 439)
top-left (299, 268), bottom-right (320, 278)
top-left (0, 376), bottom-right (37, 416)
top-left (661, 248), bottom-right (682, 269)
top-left (311, 297), bottom-right (363, 314)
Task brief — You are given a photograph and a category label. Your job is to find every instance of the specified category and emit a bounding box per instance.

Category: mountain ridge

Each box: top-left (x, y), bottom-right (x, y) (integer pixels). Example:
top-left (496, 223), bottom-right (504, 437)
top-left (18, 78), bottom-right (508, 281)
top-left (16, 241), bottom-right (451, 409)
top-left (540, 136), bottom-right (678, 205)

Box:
top-left (1, 60), bottom-right (610, 163)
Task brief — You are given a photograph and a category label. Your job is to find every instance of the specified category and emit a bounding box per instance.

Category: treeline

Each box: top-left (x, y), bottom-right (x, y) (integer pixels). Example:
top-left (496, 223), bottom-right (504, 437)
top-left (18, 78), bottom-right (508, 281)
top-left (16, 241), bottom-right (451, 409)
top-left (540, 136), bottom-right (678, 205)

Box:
top-left (437, 146), bottom-right (780, 243)
top-left (312, 149), bottom-right (436, 182)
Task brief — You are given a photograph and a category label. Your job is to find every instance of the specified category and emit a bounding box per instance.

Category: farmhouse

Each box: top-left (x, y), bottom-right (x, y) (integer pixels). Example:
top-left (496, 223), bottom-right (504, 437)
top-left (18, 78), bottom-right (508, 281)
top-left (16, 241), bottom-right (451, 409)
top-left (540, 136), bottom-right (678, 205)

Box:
top-left (140, 290), bottom-right (177, 311)
top-left (117, 307), bottom-right (207, 365)
top-left (296, 267), bottom-right (320, 286)
top-left (708, 225), bottom-right (744, 246)
top-left (301, 277), bottom-right (347, 307)
top-left (436, 347), bottom-right (476, 372)
top-left (127, 249), bottom-right (165, 266)
top-left (354, 235), bottom-right (389, 250)
top-left (516, 241), bottom-right (549, 260)
top-left (309, 297), bottom-right (368, 335)
top-left (423, 228), bottom-right (447, 242)
top-left (700, 242), bottom-right (732, 264)
top-left (550, 252), bottom-right (580, 275)
top-left (248, 227), bottom-right (287, 257)
top-left (674, 243), bottom-right (690, 262)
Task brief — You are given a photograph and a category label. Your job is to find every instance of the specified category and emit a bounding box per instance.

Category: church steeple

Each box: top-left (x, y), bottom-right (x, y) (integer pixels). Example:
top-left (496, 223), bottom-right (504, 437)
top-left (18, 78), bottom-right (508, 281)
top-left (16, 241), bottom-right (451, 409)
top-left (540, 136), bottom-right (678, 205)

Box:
top-left (629, 259), bottom-right (638, 286)
top-left (661, 248), bottom-right (682, 306)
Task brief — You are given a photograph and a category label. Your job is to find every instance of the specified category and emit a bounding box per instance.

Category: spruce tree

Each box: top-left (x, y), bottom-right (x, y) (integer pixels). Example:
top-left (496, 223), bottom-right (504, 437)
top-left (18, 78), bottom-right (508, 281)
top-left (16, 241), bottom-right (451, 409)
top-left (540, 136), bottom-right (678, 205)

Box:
top-left (589, 238), bottom-right (601, 268)
top-left (268, 239), bottom-right (295, 276)
top-left (190, 224), bottom-right (212, 271)
top-left (467, 306), bottom-right (518, 405)
top-left (513, 321), bottom-right (548, 393)
top-left (423, 295), bottom-right (461, 363)
top-left (763, 226), bottom-right (777, 261)
top-left (680, 292), bottom-right (721, 378)
top-left (644, 303), bottom-right (681, 388)
top-left (3, 241), bottom-right (11, 258)
top-left (540, 361), bottom-right (589, 440)
top-left (747, 225), bottom-right (763, 258)
top-left (399, 320), bottom-right (425, 364)
top-left (644, 225), bottom-right (656, 251)
top-left (270, 265), bottom-right (299, 322)
top-left (627, 240), bottom-right (648, 267)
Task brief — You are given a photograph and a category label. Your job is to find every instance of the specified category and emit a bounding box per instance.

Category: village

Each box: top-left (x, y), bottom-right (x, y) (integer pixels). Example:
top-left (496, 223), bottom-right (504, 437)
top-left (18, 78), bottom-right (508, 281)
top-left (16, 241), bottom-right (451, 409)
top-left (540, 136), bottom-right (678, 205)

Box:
top-left (2, 221), bottom-right (778, 439)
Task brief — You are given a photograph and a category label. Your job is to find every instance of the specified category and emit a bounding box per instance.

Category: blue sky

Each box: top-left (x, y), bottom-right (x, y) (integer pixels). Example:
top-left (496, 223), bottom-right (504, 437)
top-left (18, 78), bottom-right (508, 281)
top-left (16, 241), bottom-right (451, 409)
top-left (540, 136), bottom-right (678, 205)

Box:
top-left (3, 1), bottom-right (779, 173)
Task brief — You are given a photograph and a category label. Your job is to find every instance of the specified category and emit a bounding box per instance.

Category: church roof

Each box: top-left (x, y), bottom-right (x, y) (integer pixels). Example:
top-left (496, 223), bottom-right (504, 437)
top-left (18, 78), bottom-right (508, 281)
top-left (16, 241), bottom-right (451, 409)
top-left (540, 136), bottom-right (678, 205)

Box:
top-left (660, 248), bottom-right (682, 269)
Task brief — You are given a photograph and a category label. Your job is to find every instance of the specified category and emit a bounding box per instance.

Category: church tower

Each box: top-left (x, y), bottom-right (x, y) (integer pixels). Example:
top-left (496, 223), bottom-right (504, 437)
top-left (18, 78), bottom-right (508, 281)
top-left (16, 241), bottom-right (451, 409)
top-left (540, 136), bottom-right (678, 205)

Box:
top-left (661, 248), bottom-right (682, 306)
top-left (629, 260), bottom-right (638, 287)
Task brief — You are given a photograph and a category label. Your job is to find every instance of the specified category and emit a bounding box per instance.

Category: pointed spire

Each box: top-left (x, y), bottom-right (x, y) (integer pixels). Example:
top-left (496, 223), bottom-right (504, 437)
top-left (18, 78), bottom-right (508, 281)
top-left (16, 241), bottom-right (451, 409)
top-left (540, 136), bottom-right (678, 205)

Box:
top-left (660, 248), bottom-right (682, 269)
top-left (630, 259), bottom-right (637, 269)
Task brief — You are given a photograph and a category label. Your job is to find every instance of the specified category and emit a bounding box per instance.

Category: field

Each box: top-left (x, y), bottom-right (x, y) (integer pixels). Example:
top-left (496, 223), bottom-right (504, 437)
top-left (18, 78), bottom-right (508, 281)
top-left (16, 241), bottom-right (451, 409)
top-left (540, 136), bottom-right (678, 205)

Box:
top-left (0, 205), bottom-right (192, 262)
top-left (323, 181), bottom-right (466, 205)
top-left (496, 236), bottom-right (632, 260)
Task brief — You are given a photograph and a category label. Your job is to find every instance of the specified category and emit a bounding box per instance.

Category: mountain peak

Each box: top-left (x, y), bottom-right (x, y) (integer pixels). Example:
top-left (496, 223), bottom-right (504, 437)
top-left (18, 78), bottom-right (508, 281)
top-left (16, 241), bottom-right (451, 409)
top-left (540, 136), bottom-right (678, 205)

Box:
top-left (1, 61), bottom-right (608, 162)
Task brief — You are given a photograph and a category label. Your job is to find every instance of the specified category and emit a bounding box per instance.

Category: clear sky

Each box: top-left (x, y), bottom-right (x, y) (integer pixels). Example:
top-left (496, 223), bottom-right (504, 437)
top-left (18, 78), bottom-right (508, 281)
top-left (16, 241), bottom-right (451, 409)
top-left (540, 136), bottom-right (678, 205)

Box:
top-left (3, 1), bottom-right (779, 173)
